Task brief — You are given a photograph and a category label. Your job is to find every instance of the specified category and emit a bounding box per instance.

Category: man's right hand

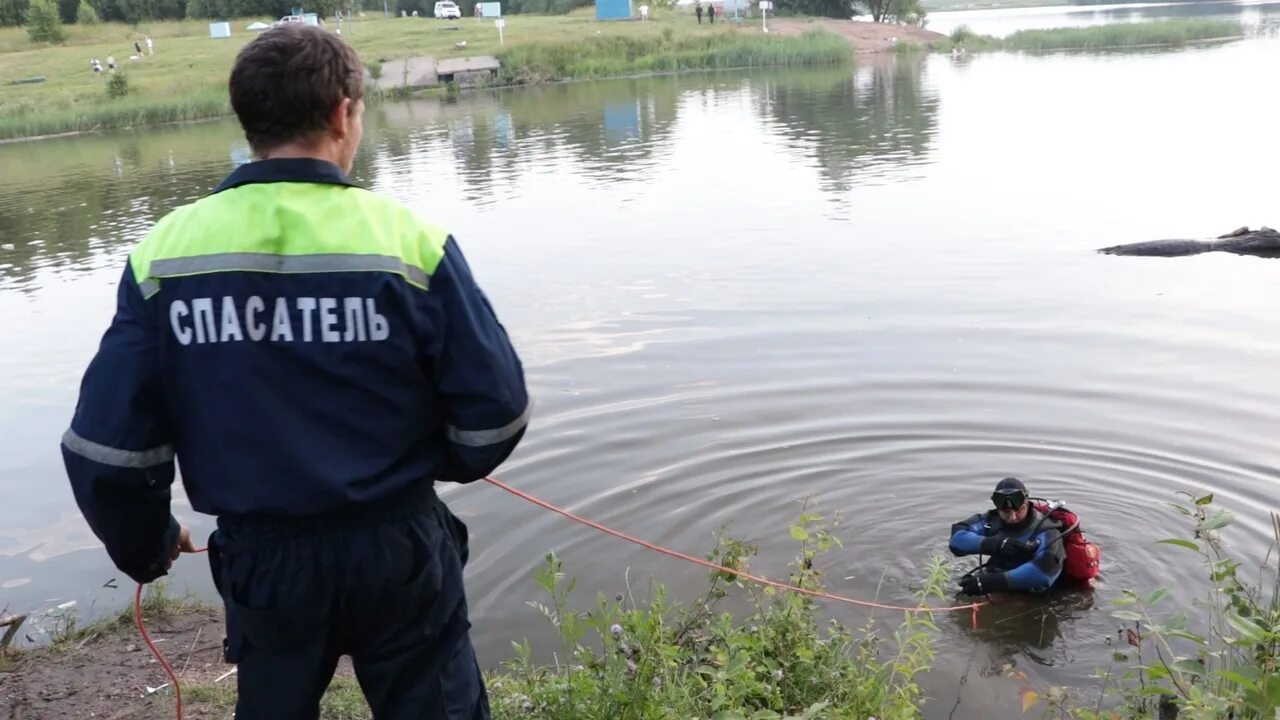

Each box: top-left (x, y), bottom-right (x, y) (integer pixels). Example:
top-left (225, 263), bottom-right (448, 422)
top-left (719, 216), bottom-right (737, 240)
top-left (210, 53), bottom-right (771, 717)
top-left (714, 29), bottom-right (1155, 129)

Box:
top-left (165, 525), bottom-right (197, 570)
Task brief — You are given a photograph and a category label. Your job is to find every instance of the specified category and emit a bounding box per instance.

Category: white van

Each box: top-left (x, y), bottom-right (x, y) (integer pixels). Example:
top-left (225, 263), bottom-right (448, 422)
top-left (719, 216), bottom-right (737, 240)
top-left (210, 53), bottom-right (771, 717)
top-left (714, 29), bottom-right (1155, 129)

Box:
top-left (434, 1), bottom-right (461, 18)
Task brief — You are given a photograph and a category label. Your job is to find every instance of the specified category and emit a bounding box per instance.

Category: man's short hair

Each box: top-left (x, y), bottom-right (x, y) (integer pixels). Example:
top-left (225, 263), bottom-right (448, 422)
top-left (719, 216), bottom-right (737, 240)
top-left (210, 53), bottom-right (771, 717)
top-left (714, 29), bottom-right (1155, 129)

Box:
top-left (229, 24), bottom-right (365, 156)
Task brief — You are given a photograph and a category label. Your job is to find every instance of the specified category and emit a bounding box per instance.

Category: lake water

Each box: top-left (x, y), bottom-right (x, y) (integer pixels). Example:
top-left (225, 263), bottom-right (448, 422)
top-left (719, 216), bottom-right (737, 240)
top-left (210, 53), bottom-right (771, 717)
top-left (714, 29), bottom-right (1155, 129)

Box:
top-left (927, 0), bottom-right (1280, 37)
top-left (2, 14), bottom-right (1279, 719)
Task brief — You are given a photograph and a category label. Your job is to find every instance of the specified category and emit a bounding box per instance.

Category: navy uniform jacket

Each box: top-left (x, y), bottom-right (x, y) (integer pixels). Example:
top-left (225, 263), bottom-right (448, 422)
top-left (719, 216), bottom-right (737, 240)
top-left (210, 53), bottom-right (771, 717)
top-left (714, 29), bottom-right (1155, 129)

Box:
top-left (61, 158), bottom-right (530, 584)
top-left (949, 508), bottom-right (1065, 592)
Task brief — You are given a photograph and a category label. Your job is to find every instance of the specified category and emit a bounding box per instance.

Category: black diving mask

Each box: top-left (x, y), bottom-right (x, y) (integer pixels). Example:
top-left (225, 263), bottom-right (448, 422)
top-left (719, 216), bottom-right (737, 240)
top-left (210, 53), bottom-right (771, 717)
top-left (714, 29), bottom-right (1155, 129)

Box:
top-left (992, 489), bottom-right (1028, 510)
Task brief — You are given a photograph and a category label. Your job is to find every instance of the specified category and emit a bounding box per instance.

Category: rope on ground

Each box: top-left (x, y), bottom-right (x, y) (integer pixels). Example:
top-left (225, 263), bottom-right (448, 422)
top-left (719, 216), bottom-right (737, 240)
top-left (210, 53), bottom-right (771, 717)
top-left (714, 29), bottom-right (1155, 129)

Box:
top-left (135, 547), bottom-right (207, 720)
top-left (135, 582), bottom-right (185, 719)
top-left (483, 475), bottom-right (986, 624)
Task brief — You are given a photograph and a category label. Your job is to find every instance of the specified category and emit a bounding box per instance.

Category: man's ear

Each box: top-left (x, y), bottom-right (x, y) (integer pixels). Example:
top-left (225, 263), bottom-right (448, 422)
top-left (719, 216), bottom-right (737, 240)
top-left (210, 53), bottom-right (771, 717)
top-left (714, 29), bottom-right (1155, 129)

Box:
top-left (329, 97), bottom-right (354, 139)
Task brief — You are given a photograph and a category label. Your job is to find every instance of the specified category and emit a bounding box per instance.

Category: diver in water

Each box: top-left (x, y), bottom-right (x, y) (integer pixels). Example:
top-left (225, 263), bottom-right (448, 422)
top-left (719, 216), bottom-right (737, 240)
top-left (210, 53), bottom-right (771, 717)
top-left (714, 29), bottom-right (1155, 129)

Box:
top-left (950, 478), bottom-right (1067, 595)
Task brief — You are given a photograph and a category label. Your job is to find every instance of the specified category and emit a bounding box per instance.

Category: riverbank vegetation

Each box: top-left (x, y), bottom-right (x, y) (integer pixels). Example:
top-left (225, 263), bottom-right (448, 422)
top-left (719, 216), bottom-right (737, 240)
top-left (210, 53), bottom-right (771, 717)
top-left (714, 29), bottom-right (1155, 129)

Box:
top-left (0, 11), bottom-right (852, 140)
top-left (1024, 494), bottom-right (1280, 719)
top-left (944, 19), bottom-right (1243, 53)
top-left (498, 29), bottom-right (849, 84)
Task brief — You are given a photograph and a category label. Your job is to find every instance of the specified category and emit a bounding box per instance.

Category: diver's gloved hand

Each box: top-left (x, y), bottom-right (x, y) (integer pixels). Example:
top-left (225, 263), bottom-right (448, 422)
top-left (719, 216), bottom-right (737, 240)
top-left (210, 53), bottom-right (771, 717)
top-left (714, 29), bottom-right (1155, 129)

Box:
top-left (957, 571), bottom-right (983, 594)
top-left (1000, 538), bottom-right (1038, 562)
top-left (958, 574), bottom-right (984, 595)
top-left (958, 572), bottom-right (1010, 595)
top-left (979, 536), bottom-right (1038, 562)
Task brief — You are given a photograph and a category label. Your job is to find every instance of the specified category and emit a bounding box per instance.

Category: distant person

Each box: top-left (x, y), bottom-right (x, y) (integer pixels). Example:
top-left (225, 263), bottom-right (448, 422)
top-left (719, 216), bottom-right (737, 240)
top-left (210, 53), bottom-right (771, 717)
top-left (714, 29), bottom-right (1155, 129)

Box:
top-left (949, 478), bottom-right (1066, 594)
top-left (106, 55), bottom-right (116, 72)
top-left (146, 36), bottom-right (154, 55)
top-left (639, 3), bottom-right (648, 20)
top-left (695, 2), bottom-right (703, 23)
top-left (707, 3), bottom-right (714, 22)
top-left (134, 40), bottom-right (143, 56)
top-left (91, 58), bottom-right (102, 75)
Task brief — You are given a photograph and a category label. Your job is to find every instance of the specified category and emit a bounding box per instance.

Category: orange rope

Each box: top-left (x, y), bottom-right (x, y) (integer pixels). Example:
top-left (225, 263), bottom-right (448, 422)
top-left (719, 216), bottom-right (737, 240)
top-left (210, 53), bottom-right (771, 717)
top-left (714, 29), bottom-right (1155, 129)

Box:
top-left (135, 583), bottom-right (185, 719)
top-left (482, 475), bottom-right (986, 624)
top-left (135, 548), bottom-right (207, 720)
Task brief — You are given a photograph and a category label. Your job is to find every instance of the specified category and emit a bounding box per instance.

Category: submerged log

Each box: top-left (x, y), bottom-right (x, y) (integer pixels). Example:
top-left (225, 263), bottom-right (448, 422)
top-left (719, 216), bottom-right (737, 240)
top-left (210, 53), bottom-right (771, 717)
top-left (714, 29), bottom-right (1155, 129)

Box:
top-left (1099, 226), bottom-right (1280, 258)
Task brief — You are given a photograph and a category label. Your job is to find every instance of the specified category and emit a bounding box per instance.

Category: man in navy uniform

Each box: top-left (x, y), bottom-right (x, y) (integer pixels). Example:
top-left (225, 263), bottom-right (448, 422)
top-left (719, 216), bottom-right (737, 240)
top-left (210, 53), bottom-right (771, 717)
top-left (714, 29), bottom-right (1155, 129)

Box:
top-left (61, 23), bottom-right (528, 719)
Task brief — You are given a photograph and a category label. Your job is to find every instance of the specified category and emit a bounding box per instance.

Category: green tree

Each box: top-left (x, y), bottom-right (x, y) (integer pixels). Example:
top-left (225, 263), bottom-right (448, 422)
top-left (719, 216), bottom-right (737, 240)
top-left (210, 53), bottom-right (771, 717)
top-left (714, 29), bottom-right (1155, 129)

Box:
top-left (26, 0), bottom-right (66, 41)
top-left (0, 0), bottom-right (30, 26)
top-left (76, 0), bottom-right (98, 22)
top-left (859, 0), bottom-right (922, 23)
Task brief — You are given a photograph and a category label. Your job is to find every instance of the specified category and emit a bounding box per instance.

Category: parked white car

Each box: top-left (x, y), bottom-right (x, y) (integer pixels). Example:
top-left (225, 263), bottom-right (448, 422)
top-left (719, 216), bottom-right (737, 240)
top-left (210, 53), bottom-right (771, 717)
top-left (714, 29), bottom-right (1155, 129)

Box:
top-left (434, 1), bottom-right (461, 18)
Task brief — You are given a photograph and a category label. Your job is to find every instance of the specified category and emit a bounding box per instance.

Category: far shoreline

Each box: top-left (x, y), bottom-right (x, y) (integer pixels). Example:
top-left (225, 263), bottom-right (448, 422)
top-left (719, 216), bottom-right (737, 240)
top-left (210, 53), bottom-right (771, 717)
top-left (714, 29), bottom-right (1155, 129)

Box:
top-left (0, 16), bottom-right (1247, 145)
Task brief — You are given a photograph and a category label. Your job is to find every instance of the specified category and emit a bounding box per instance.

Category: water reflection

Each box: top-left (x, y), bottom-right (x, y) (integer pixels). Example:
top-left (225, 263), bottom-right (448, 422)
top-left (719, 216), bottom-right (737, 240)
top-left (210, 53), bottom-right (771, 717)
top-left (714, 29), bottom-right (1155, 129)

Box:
top-left (1, 62), bottom-right (941, 291)
top-left (956, 589), bottom-right (1098, 668)
top-left (364, 60), bottom-right (937, 203)
top-left (928, 0), bottom-right (1280, 37)
top-left (749, 56), bottom-right (938, 192)
top-left (0, 128), bottom-right (236, 292)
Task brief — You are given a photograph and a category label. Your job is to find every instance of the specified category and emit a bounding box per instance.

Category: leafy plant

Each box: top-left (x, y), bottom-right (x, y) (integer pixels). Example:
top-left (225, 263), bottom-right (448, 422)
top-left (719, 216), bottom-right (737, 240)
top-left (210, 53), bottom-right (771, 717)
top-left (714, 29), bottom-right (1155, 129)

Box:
top-left (490, 508), bottom-right (950, 719)
top-left (1024, 493), bottom-right (1280, 719)
top-left (107, 71), bottom-right (130, 98)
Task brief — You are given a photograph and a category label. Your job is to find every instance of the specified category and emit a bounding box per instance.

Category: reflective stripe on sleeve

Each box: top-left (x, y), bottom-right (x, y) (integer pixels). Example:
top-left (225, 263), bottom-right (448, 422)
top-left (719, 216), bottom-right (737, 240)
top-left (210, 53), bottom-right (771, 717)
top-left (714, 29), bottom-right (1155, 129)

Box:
top-left (61, 428), bottom-right (175, 468)
top-left (446, 402), bottom-right (532, 447)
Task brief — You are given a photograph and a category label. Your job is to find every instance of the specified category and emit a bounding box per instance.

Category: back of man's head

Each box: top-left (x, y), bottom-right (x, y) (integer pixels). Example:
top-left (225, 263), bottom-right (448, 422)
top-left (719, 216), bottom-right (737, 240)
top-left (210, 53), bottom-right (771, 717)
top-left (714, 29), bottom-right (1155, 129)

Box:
top-left (229, 24), bottom-right (364, 158)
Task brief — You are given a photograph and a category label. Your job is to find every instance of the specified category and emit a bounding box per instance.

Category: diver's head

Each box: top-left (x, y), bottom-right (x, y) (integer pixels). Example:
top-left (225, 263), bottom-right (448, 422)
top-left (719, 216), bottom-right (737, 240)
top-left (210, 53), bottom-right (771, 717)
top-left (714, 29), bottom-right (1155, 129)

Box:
top-left (992, 477), bottom-right (1030, 525)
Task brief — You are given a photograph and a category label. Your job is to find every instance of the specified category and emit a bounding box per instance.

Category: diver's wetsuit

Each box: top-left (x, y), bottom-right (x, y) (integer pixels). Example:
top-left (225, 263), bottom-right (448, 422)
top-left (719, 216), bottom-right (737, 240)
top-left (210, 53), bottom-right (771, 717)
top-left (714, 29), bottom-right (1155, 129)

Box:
top-left (950, 507), bottom-right (1066, 592)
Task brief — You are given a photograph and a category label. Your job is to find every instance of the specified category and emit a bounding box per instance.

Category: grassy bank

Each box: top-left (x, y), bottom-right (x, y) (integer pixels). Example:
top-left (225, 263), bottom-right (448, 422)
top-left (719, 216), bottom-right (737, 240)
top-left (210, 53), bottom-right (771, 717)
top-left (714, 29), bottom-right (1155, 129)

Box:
top-left (0, 11), bottom-right (848, 141)
top-left (498, 29), bottom-right (850, 84)
top-left (944, 19), bottom-right (1244, 53)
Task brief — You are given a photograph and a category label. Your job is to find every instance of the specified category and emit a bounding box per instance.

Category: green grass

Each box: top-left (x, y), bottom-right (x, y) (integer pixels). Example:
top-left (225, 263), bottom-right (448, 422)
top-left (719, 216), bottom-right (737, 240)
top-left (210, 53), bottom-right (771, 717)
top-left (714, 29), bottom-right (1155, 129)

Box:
top-left (943, 19), bottom-right (1243, 54)
top-left (187, 675), bottom-right (372, 718)
top-left (0, 87), bottom-right (227, 140)
top-left (497, 28), bottom-right (850, 84)
top-left (1004, 19), bottom-right (1243, 51)
top-left (0, 10), bottom-right (850, 141)
top-left (42, 581), bottom-right (204, 650)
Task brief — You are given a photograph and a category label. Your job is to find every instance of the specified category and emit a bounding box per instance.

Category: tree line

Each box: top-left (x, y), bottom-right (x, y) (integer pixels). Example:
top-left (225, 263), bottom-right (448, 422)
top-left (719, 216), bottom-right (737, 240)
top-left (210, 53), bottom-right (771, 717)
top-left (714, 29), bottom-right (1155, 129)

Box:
top-left (0, 0), bottom-right (600, 27)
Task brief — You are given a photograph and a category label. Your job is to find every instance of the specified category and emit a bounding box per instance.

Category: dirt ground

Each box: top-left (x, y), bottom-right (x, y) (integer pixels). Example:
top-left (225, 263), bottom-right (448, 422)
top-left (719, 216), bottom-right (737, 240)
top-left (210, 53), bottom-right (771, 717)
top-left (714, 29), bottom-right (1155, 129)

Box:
top-left (768, 17), bottom-right (948, 54)
top-left (0, 608), bottom-right (231, 720)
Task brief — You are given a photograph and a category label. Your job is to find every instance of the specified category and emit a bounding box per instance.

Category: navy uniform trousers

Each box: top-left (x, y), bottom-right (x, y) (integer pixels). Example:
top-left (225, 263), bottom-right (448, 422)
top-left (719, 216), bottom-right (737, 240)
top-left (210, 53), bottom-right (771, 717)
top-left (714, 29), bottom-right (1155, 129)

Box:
top-left (207, 486), bottom-right (489, 720)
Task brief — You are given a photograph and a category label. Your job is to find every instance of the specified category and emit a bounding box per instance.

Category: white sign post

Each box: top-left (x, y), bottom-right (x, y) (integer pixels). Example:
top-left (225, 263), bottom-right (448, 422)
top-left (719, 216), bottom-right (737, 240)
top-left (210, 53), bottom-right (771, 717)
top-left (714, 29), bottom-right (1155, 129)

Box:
top-left (495, 17), bottom-right (505, 45)
top-left (759, 0), bottom-right (771, 32)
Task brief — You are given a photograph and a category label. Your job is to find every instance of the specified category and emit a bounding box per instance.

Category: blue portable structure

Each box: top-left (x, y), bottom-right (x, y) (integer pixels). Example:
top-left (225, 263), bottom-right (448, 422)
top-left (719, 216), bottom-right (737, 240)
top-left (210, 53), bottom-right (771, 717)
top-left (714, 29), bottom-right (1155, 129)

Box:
top-left (596, 0), bottom-right (633, 20)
